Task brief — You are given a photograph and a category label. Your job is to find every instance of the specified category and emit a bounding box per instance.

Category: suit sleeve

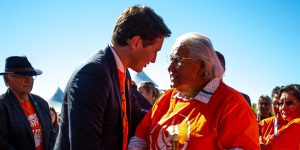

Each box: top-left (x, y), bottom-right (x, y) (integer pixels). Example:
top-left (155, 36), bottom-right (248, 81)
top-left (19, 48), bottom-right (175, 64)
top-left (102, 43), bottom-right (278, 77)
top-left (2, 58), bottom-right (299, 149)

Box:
top-left (66, 65), bottom-right (110, 149)
top-left (0, 104), bottom-right (15, 150)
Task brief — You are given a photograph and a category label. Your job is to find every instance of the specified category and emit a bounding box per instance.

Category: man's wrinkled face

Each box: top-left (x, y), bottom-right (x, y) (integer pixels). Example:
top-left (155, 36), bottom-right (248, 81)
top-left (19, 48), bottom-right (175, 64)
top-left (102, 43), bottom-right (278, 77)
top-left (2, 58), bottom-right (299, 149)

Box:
top-left (167, 44), bottom-right (202, 92)
top-left (6, 74), bottom-right (34, 95)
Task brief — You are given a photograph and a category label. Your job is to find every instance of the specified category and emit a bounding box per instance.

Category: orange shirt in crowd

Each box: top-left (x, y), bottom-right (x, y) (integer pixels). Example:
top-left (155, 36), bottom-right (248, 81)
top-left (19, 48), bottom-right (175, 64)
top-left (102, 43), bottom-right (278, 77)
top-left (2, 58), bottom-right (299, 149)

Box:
top-left (20, 100), bottom-right (44, 150)
top-left (264, 118), bottom-right (300, 150)
top-left (134, 80), bottom-right (259, 149)
top-left (259, 116), bottom-right (287, 144)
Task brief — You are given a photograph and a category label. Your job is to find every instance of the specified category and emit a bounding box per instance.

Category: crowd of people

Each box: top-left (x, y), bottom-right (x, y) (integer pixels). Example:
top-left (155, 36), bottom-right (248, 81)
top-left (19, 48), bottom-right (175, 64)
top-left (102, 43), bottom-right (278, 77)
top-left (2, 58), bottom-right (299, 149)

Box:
top-left (0, 5), bottom-right (299, 150)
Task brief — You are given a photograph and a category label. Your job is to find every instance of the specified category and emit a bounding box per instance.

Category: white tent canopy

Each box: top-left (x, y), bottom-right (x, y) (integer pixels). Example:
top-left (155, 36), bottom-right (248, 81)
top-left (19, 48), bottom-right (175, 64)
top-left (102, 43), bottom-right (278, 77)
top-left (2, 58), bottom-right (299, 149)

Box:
top-left (129, 70), bottom-right (158, 87)
top-left (48, 87), bottom-right (63, 113)
top-left (47, 70), bottom-right (158, 113)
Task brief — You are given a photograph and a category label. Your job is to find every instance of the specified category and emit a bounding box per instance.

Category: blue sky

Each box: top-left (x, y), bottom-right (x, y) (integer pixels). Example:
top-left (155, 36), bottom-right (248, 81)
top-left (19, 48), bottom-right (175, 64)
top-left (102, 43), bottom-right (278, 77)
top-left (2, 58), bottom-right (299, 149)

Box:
top-left (1, 1), bottom-right (300, 104)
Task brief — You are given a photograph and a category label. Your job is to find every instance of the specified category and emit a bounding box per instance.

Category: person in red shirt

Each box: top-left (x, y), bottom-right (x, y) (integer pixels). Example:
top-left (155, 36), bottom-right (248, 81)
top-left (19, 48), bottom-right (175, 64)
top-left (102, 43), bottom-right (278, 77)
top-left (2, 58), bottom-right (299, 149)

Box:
top-left (0, 56), bottom-right (56, 150)
top-left (259, 86), bottom-right (288, 145)
top-left (263, 84), bottom-right (300, 150)
top-left (128, 32), bottom-right (260, 150)
top-left (215, 50), bottom-right (252, 106)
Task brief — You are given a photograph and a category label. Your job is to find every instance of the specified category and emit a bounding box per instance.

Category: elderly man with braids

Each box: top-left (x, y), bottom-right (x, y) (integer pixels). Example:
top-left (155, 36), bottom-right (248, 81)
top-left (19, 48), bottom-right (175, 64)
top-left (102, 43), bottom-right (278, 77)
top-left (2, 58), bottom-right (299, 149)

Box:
top-left (128, 32), bottom-right (259, 150)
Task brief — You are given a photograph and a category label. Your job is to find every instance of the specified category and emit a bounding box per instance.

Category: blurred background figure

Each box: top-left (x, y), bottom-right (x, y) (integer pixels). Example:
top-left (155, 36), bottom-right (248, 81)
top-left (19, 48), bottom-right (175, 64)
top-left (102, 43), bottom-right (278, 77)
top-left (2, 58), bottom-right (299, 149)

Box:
top-left (263, 84), bottom-right (300, 149)
top-left (257, 95), bottom-right (273, 122)
top-left (259, 86), bottom-right (288, 146)
top-left (215, 51), bottom-right (251, 106)
top-left (50, 107), bottom-right (59, 137)
top-left (271, 86), bottom-right (282, 117)
top-left (137, 81), bottom-right (160, 104)
top-left (131, 81), bottom-right (152, 112)
top-left (0, 56), bottom-right (56, 150)
top-left (57, 113), bottom-right (61, 124)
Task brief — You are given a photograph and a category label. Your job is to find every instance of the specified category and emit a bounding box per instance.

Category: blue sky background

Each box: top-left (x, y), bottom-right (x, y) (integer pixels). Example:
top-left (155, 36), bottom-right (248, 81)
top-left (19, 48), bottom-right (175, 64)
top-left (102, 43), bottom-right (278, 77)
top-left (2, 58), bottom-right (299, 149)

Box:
top-left (1, 1), bottom-right (300, 105)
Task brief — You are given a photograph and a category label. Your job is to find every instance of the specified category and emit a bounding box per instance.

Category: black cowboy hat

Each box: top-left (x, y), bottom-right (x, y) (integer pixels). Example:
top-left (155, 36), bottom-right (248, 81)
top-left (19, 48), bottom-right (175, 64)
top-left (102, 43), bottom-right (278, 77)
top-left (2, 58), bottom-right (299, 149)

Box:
top-left (0, 56), bottom-right (42, 76)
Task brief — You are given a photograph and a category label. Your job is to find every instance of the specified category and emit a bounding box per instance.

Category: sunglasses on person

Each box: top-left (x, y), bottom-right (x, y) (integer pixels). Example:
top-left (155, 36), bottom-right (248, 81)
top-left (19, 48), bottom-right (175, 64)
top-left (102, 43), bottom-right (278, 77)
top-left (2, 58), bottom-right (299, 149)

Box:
top-left (277, 100), bottom-right (297, 107)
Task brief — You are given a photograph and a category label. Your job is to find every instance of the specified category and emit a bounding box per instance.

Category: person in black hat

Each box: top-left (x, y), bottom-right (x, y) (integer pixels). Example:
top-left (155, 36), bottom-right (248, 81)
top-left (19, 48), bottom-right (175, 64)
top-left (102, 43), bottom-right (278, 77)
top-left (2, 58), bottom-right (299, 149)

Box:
top-left (0, 56), bottom-right (56, 150)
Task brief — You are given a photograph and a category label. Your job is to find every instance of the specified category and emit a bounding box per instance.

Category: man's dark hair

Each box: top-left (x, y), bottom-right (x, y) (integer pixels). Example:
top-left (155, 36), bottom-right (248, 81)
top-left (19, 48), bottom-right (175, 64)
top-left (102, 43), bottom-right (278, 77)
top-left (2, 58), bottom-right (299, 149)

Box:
top-left (112, 5), bottom-right (171, 47)
top-left (271, 86), bottom-right (282, 98)
top-left (215, 51), bottom-right (225, 70)
top-left (279, 84), bottom-right (300, 102)
top-left (215, 50), bottom-right (252, 106)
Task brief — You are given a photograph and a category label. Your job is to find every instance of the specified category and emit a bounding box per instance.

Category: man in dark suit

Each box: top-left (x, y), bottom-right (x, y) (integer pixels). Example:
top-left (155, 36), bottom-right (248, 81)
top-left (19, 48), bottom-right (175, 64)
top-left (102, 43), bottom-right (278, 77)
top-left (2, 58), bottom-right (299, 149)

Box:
top-left (54, 5), bottom-right (171, 150)
top-left (0, 56), bottom-right (56, 150)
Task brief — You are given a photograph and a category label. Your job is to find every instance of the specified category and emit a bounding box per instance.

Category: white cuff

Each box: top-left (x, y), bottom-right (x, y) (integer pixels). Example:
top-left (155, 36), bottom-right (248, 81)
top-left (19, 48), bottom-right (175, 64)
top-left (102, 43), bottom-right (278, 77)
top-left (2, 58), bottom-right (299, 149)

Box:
top-left (128, 136), bottom-right (147, 150)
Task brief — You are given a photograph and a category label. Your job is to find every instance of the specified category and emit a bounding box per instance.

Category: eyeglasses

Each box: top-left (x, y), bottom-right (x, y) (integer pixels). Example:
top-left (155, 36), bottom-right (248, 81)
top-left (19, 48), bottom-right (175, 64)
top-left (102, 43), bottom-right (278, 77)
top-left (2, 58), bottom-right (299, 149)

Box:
top-left (277, 100), bottom-right (297, 107)
top-left (169, 55), bottom-right (202, 67)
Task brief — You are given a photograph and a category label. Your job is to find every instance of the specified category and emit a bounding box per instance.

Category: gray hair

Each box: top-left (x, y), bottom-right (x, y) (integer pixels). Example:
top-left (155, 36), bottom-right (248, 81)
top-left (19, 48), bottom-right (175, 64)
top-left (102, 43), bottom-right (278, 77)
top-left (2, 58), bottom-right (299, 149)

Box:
top-left (172, 32), bottom-right (224, 79)
top-left (3, 75), bottom-right (7, 86)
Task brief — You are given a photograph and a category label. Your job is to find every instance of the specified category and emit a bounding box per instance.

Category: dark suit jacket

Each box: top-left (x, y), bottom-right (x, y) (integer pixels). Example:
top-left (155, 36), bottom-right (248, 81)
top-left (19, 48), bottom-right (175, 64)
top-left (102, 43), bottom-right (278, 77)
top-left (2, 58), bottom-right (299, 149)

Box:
top-left (241, 93), bottom-right (251, 106)
top-left (54, 45), bottom-right (145, 150)
top-left (0, 89), bottom-right (56, 150)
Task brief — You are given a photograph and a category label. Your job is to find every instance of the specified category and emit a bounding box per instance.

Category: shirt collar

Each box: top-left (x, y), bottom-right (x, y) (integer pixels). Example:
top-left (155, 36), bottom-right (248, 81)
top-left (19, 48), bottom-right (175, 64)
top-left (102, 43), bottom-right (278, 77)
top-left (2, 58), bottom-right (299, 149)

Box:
top-left (173, 78), bottom-right (221, 104)
top-left (110, 44), bottom-right (125, 73)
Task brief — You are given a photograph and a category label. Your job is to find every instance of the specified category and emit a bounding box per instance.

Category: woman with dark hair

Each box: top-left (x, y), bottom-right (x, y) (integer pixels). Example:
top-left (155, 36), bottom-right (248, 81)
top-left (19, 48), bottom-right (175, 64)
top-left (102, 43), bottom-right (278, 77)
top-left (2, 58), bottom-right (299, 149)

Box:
top-left (49, 107), bottom-right (59, 137)
top-left (259, 86), bottom-right (288, 145)
top-left (263, 84), bottom-right (300, 149)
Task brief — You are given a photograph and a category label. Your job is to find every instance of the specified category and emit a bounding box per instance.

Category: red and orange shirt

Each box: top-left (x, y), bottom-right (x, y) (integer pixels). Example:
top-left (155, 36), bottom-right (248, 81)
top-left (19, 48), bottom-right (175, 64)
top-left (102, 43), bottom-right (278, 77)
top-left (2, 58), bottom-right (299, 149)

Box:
top-left (264, 118), bottom-right (300, 150)
top-left (259, 116), bottom-right (287, 144)
top-left (130, 79), bottom-right (259, 150)
top-left (20, 100), bottom-right (43, 150)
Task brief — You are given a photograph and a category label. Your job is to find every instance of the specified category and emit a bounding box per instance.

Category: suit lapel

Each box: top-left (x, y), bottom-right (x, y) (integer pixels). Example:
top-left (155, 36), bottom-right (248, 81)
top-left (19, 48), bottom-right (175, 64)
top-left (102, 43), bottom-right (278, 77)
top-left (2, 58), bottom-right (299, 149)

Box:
top-left (7, 91), bottom-right (35, 143)
top-left (104, 46), bottom-right (123, 112)
top-left (125, 69), bottom-right (132, 127)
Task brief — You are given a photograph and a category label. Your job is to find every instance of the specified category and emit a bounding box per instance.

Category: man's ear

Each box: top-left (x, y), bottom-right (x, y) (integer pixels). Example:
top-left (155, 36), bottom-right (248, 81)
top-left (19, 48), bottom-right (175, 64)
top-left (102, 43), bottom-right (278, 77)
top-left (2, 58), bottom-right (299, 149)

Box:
top-left (3, 75), bottom-right (10, 86)
top-left (128, 35), bottom-right (142, 50)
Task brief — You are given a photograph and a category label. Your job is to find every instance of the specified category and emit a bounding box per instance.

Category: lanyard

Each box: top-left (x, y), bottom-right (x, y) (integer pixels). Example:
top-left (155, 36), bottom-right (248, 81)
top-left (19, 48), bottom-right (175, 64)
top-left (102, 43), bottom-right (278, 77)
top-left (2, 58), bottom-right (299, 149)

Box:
top-left (274, 118), bottom-right (278, 137)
